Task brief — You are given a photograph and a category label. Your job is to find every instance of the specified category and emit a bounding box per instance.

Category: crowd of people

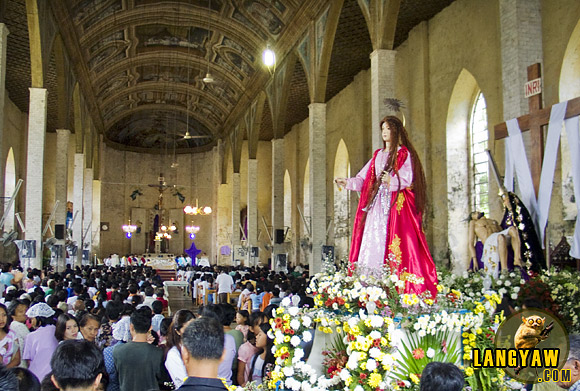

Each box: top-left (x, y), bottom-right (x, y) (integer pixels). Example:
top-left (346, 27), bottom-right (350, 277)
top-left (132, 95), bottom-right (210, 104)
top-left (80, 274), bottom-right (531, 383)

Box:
top-left (2, 260), bottom-right (576, 391)
top-left (0, 261), bottom-right (313, 390)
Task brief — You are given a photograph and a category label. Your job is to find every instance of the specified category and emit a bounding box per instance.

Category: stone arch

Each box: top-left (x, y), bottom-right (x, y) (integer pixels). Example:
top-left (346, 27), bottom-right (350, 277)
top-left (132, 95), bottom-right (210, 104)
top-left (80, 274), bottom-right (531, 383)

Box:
top-left (446, 68), bottom-right (480, 271)
top-left (333, 139), bottom-right (350, 260)
top-left (559, 17), bottom-right (580, 221)
top-left (3, 148), bottom-right (16, 232)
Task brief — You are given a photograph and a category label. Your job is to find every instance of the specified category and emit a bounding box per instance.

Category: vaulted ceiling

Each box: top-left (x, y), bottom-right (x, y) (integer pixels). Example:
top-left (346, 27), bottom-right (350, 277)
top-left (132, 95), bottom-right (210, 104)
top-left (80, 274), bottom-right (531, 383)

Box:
top-left (2, 0), bottom-right (455, 152)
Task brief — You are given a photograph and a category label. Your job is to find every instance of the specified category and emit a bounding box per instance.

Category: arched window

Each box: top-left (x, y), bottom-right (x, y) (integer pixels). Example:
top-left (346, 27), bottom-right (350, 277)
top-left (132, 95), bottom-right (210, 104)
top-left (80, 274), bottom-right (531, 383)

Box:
top-left (470, 92), bottom-right (489, 215)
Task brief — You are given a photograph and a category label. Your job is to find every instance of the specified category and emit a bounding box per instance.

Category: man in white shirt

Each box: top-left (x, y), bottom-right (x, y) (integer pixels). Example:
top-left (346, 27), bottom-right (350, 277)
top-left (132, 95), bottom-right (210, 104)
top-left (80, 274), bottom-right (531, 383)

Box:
top-left (215, 268), bottom-right (234, 304)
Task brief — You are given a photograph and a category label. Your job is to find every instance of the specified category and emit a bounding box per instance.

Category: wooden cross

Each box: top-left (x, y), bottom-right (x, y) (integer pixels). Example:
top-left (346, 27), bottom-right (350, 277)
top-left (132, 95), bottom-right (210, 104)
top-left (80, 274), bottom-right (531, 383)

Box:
top-left (494, 63), bottom-right (580, 196)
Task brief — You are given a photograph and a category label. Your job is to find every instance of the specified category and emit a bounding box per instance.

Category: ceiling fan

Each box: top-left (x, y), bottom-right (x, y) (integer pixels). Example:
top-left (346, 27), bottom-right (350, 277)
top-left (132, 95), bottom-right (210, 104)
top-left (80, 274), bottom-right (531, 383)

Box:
top-left (203, 0), bottom-right (215, 84)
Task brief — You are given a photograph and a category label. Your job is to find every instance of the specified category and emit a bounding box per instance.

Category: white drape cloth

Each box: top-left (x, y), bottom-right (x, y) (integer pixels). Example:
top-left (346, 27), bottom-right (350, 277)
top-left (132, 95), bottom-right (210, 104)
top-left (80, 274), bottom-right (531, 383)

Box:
top-left (504, 118), bottom-right (539, 234)
top-left (537, 102), bottom-right (568, 245)
top-left (564, 115), bottom-right (580, 258)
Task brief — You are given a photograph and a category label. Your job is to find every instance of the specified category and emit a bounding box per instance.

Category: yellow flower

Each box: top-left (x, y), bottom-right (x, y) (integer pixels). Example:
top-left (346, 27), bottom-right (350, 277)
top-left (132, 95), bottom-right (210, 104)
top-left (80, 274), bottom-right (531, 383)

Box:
top-left (283, 314), bottom-right (290, 321)
top-left (462, 332), bottom-right (469, 338)
top-left (470, 342), bottom-right (477, 348)
top-left (283, 335), bottom-right (290, 342)
top-left (463, 352), bottom-right (471, 361)
top-left (476, 328), bottom-right (483, 334)
top-left (345, 377), bottom-right (353, 386)
top-left (360, 362), bottom-right (367, 370)
top-left (369, 373), bottom-right (382, 387)
top-left (437, 284), bottom-right (444, 292)
top-left (345, 303), bottom-right (350, 309)
top-left (276, 308), bottom-right (284, 314)
top-left (336, 327), bottom-right (342, 333)
top-left (465, 367), bottom-right (474, 376)
top-left (410, 373), bottom-right (420, 384)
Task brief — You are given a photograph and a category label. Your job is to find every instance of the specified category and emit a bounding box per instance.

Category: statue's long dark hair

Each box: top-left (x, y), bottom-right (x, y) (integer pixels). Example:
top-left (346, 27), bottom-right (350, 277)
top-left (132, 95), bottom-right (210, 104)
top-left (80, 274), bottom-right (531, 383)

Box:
top-left (366, 116), bottom-right (427, 216)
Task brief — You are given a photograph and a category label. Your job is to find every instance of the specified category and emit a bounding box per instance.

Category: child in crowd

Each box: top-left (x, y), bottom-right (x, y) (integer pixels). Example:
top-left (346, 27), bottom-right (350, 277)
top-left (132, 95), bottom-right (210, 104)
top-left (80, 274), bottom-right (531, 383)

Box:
top-left (235, 310), bottom-right (250, 340)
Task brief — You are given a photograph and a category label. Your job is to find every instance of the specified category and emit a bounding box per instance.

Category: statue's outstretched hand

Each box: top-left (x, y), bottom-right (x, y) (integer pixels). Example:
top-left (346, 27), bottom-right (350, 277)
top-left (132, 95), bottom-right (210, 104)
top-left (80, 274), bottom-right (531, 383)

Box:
top-left (335, 178), bottom-right (347, 188)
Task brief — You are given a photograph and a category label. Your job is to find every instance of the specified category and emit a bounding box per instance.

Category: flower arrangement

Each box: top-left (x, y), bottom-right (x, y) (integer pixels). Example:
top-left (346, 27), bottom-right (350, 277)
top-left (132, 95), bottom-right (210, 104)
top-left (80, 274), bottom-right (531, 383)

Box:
top-left (245, 262), bottom-right (580, 391)
top-left (537, 267), bottom-right (580, 333)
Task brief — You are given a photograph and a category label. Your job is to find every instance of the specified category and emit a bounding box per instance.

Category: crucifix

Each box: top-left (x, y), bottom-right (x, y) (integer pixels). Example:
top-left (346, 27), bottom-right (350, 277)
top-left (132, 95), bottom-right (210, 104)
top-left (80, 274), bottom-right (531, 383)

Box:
top-left (494, 63), bottom-right (580, 195)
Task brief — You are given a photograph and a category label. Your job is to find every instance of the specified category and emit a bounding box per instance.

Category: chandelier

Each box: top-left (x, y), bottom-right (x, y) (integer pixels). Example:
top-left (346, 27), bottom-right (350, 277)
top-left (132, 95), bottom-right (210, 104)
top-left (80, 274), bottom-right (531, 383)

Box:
top-left (122, 220), bottom-right (137, 239)
top-left (185, 224), bottom-right (200, 240)
top-left (155, 222), bottom-right (176, 240)
top-left (183, 199), bottom-right (212, 215)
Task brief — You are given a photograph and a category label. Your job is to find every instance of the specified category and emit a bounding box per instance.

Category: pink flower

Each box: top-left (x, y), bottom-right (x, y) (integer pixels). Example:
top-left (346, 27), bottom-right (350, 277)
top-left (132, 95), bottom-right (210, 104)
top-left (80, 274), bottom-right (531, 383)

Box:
top-left (412, 348), bottom-right (425, 360)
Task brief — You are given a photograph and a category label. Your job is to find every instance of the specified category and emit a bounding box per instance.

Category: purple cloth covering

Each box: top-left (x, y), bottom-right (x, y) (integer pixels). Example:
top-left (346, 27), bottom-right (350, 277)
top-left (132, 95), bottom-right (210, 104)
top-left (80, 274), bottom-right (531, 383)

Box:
top-left (185, 242), bottom-right (202, 261)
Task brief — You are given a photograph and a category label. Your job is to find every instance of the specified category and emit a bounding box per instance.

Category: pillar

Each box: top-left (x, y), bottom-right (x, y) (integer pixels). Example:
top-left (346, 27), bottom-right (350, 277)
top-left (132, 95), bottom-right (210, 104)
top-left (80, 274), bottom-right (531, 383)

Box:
top-left (231, 172), bottom-right (241, 248)
top-left (271, 139), bottom-right (285, 265)
top-left (499, 0), bottom-right (543, 120)
top-left (72, 153), bottom-right (84, 266)
top-left (0, 24), bottom-right (8, 202)
top-left (24, 88), bottom-right (48, 269)
top-left (55, 130), bottom-right (70, 226)
top-left (92, 179), bottom-right (101, 261)
top-left (54, 129), bottom-right (70, 271)
top-left (82, 168), bottom-right (93, 264)
top-left (309, 103), bottom-right (327, 274)
top-left (247, 159), bottom-right (258, 264)
top-left (371, 49), bottom-right (397, 151)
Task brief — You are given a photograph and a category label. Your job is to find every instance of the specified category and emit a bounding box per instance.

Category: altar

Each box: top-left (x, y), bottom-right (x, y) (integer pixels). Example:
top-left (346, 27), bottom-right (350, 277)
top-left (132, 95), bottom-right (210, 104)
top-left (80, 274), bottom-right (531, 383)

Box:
top-left (142, 253), bottom-right (177, 270)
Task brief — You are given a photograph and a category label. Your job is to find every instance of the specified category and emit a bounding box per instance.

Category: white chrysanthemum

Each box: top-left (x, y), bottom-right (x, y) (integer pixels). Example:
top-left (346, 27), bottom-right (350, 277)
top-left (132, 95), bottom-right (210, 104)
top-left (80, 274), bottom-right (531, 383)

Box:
top-left (302, 330), bottom-right (312, 343)
top-left (288, 306), bottom-right (300, 317)
top-left (340, 368), bottom-right (351, 381)
top-left (290, 335), bottom-right (301, 347)
top-left (418, 329), bottom-right (426, 337)
top-left (370, 330), bottom-right (381, 340)
top-left (348, 317), bottom-right (359, 329)
top-left (366, 359), bottom-right (377, 371)
top-left (504, 280), bottom-right (512, 287)
top-left (288, 319), bottom-right (300, 332)
top-left (281, 297), bottom-right (291, 307)
top-left (283, 367), bottom-right (295, 377)
top-left (354, 386), bottom-right (364, 391)
top-left (426, 348), bottom-right (435, 358)
top-left (294, 348), bottom-right (304, 360)
top-left (390, 329), bottom-right (404, 347)
top-left (369, 315), bottom-right (383, 328)
top-left (369, 347), bottom-right (381, 359)
top-left (302, 316), bottom-right (312, 328)
top-left (511, 293), bottom-right (518, 300)
top-left (346, 352), bottom-right (362, 370)
top-left (381, 353), bottom-right (394, 366)
top-left (513, 286), bottom-right (520, 293)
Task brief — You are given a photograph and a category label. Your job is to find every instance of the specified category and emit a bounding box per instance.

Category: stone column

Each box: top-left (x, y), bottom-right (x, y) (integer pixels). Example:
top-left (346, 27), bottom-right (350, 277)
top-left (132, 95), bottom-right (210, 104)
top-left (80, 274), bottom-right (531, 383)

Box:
top-left (24, 88), bottom-right (48, 269)
top-left (54, 129), bottom-right (70, 271)
top-left (247, 158), bottom-right (258, 265)
top-left (371, 49), bottom-right (397, 151)
top-left (212, 143), bottom-right (221, 264)
top-left (72, 153), bottom-right (84, 266)
top-left (55, 130), bottom-right (70, 226)
top-left (271, 139), bottom-right (285, 265)
top-left (231, 172), bottom-right (241, 250)
top-left (0, 24), bottom-right (8, 202)
top-left (499, 0), bottom-right (543, 120)
top-left (309, 103), bottom-right (327, 274)
top-left (82, 168), bottom-right (93, 264)
top-left (92, 179), bottom-right (101, 261)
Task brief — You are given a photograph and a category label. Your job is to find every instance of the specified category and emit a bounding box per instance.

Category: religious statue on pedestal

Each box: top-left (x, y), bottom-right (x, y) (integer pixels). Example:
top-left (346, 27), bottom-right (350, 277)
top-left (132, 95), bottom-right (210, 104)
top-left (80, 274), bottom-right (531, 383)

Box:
top-left (468, 211), bottom-right (522, 280)
top-left (335, 116), bottom-right (438, 298)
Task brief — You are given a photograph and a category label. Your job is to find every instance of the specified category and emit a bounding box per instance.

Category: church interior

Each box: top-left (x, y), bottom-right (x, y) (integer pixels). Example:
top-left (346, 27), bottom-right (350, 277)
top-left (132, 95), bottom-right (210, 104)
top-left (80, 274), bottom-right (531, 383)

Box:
top-left (0, 0), bottom-right (579, 274)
